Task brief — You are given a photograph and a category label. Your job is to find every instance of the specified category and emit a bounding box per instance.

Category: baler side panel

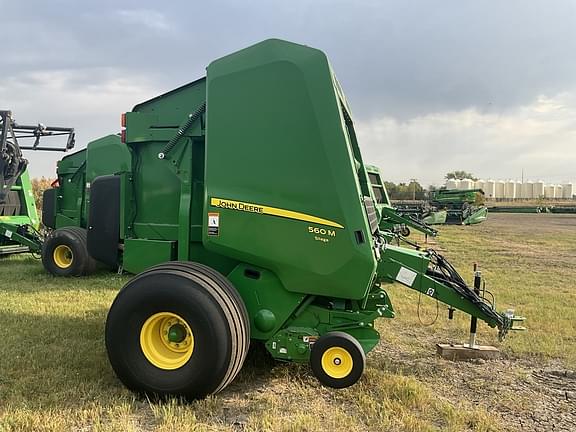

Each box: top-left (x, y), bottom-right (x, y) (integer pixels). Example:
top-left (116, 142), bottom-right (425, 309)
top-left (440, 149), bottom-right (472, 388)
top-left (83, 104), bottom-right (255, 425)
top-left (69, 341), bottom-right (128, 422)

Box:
top-left (55, 149), bottom-right (87, 228)
top-left (204, 39), bottom-right (376, 300)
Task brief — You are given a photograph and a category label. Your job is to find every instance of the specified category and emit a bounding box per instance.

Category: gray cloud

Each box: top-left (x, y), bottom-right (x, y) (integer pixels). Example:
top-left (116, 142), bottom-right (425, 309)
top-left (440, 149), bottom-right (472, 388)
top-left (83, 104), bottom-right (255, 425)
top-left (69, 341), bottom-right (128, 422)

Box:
top-left (1, 0), bottom-right (575, 184)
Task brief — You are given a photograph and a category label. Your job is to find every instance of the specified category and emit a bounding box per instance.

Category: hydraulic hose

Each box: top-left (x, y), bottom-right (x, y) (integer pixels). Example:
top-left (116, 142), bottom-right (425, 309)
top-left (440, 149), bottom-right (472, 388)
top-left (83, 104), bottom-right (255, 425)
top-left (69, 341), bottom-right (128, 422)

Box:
top-left (424, 249), bottom-right (505, 328)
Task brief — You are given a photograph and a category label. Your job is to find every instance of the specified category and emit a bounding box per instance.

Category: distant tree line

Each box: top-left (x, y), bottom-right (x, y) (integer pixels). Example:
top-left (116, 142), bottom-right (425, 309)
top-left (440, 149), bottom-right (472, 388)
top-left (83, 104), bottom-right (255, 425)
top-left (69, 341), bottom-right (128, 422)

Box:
top-left (445, 170), bottom-right (478, 181)
top-left (384, 180), bottom-right (427, 200)
top-left (385, 171), bottom-right (478, 200)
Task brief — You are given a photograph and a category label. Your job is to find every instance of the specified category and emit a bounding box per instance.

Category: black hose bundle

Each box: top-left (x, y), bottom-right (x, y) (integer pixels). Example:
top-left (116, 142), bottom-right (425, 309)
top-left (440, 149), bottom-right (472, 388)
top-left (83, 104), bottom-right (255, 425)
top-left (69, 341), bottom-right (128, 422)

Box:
top-left (425, 249), bottom-right (504, 328)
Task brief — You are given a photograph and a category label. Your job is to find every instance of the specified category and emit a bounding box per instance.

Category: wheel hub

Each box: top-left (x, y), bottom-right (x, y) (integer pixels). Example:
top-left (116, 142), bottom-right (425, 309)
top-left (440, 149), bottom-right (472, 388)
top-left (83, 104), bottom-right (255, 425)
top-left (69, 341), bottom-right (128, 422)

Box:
top-left (53, 245), bottom-right (73, 269)
top-left (321, 347), bottom-right (353, 379)
top-left (168, 323), bottom-right (187, 343)
top-left (140, 312), bottom-right (194, 370)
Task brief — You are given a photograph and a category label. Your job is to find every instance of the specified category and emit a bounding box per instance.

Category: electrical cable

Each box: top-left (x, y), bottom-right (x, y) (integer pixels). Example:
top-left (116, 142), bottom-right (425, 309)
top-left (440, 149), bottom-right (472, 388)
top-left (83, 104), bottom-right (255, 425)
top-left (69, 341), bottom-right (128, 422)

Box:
top-left (417, 291), bottom-right (439, 326)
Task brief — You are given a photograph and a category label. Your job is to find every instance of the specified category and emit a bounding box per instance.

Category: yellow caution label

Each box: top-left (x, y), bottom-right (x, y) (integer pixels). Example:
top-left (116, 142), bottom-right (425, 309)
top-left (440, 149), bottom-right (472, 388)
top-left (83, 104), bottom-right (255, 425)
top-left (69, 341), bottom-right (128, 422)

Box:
top-left (210, 198), bottom-right (344, 229)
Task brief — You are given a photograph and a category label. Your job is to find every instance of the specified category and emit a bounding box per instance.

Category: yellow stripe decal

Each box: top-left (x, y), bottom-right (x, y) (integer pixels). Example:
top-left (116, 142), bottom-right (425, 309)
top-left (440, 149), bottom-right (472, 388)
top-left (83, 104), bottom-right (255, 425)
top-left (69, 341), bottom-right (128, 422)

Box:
top-left (210, 198), bottom-right (344, 229)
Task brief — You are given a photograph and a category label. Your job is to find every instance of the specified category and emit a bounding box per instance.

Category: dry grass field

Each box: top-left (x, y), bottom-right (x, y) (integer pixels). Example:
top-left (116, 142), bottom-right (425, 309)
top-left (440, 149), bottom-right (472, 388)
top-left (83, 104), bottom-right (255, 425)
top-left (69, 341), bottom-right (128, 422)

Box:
top-left (1, 213), bottom-right (575, 431)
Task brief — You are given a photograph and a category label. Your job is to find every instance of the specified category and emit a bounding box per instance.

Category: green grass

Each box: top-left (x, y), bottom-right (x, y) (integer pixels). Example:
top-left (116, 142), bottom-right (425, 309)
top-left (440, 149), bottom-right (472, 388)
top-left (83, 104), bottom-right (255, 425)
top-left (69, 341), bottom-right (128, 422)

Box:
top-left (396, 214), bottom-right (576, 367)
top-left (1, 214), bottom-right (574, 431)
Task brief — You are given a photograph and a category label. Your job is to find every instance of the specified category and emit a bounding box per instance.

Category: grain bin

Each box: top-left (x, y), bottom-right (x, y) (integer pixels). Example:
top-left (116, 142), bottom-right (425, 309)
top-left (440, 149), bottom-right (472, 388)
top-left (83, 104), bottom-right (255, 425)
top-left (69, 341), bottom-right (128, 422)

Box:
top-left (555, 184), bottom-right (563, 198)
top-left (521, 181), bottom-right (533, 199)
top-left (504, 181), bottom-right (516, 199)
top-left (533, 181), bottom-right (545, 199)
top-left (495, 180), bottom-right (505, 198)
top-left (458, 179), bottom-right (474, 190)
top-left (475, 179), bottom-right (485, 191)
top-left (562, 183), bottom-right (574, 199)
top-left (515, 181), bottom-right (523, 199)
top-left (445, 179), bottom-right (458, 190)
top-left (544, 185), bottom-right (556, 198)
top-left (484, 180), bottom-right (496, 198)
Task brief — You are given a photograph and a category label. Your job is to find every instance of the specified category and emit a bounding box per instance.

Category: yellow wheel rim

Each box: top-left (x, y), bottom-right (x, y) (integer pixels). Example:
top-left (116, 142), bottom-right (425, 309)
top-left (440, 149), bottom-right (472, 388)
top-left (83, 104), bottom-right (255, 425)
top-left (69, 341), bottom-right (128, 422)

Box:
top-left (140, 312), bottom-right (194, 370)
top-left (321, 347), bottom-right (353, 379)
top-left (53, 245), bottom-right (73, 269)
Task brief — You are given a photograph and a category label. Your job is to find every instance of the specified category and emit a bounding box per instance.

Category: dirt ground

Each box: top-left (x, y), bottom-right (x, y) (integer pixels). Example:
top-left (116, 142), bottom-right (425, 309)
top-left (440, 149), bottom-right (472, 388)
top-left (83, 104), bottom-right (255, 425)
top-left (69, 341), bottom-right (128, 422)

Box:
top-left (478, 213), bottom-right (576, 235)
top-left (373, 331), bottom-right (576, 432)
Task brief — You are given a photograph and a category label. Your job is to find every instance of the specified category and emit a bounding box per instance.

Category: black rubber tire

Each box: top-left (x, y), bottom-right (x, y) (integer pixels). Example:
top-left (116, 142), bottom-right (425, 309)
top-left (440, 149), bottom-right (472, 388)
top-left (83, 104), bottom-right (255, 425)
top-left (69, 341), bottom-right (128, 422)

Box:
top-left (400, 226), bottom-right (411, 237)
top-left (310, 331), bottom-right (366, 389)
top-left (105, 261), bottom-right (250, 400)
top-left (42, 227), bottom-right (97, 276)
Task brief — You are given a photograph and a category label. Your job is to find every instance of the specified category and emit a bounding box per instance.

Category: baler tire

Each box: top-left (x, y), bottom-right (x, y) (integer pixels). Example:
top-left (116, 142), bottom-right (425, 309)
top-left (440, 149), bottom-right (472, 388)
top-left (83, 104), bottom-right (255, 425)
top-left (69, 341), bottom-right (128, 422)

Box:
top-left (41, 227), bottom-right (97, 276)
top-left (105, 261), bottom-right (250, 400)
top-left (310, 331), bottom-right (365, 389)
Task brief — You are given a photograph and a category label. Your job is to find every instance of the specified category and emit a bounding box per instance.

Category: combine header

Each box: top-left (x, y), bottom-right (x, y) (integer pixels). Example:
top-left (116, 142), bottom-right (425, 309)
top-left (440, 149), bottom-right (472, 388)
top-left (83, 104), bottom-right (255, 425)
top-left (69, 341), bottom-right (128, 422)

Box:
top-left (430, 188), bottom-right (488, 225)
top-left (40, 39), bottom-right (523, 399)
top-left (0, 111), bottom-right (74, 255)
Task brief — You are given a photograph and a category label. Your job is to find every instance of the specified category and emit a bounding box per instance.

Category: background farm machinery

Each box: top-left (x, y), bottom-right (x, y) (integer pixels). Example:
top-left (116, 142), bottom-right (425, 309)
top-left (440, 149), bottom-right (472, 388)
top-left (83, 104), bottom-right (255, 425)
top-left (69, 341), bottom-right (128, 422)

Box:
top-left (393, 188), bottom-right (488, 226)
top-left (430, 188), bottom-right (488, 225)
top-left (12, 40), bottom-right (522, 399)
top-left (0, 110), bottom-right (75, 256)
top-left (366, 165), bottom-right (438, 238)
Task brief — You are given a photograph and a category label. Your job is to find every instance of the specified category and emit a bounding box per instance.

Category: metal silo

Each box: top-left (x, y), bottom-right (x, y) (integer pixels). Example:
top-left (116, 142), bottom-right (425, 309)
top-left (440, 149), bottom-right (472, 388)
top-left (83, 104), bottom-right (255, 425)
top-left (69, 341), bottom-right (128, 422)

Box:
top-left (504, 181), bottom-right (516, 199)
top-left (445, 179), bottom-right (458, 190)
top-left (458, 178), bottom-right (474, 190)
top-left (521, 181), bottom-right (533, 199)
top-left (495, 180), bottom-right (505, 198)
top-left (555, 184), bottom-right (563, 198)
top-left (533, 181), bottom-right (545, 199)
top-left (484, 180), bottom-right (496, 198)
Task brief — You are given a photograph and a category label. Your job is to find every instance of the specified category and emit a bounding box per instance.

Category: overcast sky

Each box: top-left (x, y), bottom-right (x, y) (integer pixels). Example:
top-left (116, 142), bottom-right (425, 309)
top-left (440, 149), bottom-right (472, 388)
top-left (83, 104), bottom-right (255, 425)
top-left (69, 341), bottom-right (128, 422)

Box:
top-left (2, 0), bottom-right (575, 186)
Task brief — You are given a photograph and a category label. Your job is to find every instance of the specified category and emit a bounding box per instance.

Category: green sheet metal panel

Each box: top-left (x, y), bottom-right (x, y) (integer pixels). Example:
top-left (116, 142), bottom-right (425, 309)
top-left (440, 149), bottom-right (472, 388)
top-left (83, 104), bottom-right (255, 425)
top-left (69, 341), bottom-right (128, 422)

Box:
top-left (55, 148), bottom-right (87, 228)
top-left (123, 239), bottom-right (177, 274)
top-left (463, 207), bottom-right (488, 225)
top-left (124, 79), bottom-right (207, 246)
top-left (423, 210), bottom-right (447, 225)
top-left (86, 134), bottom-right (131, 182)
top-left (203, 39), bottom-right (376, 300)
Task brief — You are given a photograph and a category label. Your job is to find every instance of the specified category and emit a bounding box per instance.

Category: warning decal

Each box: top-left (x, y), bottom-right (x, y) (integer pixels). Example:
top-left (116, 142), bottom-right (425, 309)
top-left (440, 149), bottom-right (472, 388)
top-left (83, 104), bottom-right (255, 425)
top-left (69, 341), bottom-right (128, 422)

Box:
top-left (395, 266), bottom-right (417, 287)
top-left (207, 212), bottom-right (220, 236)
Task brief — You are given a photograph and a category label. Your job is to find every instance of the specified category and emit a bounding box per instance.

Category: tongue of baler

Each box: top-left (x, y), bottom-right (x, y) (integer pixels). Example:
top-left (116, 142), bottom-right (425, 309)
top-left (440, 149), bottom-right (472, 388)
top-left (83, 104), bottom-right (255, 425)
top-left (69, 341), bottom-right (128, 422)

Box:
top-left (375, 240), bottom-right (525, 340)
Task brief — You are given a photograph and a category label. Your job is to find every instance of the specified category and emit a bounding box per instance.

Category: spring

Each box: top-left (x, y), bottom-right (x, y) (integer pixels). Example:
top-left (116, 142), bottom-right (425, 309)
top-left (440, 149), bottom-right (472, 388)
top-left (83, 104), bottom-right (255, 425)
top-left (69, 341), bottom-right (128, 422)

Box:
top-left (159, 101), bottom-right (206, 159)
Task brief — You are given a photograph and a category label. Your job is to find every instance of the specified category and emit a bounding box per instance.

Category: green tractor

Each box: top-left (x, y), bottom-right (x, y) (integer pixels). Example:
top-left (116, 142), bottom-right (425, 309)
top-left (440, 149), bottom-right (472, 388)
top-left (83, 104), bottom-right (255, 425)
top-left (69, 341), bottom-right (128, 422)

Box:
top-left (41, 39), bottom-right (523, 399)
top-left (365, 165), bottom-right (438, 238)
top-left (430, 188), bottom-right (488, 225)
top-left (0, 110), bottom-right (75, 256)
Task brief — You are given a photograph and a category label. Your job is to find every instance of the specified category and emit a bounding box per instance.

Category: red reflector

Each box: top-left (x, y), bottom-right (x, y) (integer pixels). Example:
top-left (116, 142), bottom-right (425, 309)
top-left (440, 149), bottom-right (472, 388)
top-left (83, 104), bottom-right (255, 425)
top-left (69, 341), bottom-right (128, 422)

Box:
top-left (121, 129), bottom-right (126, 143)
top-left (121, 113), bottom-right (126, 128)
top-left (50, 179), bottom-right (59, 188)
